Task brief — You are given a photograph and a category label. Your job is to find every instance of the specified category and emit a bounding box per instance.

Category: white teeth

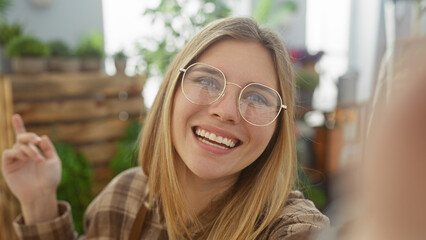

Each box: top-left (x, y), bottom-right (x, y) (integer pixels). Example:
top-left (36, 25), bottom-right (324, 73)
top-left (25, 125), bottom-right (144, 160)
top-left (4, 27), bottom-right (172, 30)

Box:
top-left (198, 137), bottom-right (228, 150)
top-left (194, 128), bottom-right (237, 148)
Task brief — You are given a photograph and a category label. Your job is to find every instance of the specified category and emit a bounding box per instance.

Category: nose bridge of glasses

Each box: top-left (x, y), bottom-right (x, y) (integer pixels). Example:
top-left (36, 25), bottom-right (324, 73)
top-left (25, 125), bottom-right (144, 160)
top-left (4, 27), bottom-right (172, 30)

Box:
top-left (213, 81), bottom-right (242, 117)
top-left (219, 81), bottom-right (242, 103)
top-left (226, 82), bottom-right (243, 89)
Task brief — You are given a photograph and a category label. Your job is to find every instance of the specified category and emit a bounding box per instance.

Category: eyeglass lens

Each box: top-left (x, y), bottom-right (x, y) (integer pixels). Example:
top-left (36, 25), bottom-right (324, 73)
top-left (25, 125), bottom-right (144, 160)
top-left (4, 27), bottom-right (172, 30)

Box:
top-left (182, 63), bottom-right (283, 126)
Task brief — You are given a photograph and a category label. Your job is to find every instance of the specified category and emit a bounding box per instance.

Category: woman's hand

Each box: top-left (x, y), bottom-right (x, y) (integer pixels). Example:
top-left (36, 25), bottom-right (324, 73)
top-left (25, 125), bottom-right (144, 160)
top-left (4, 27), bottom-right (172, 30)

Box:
top-left (1, 114), bottom-right (61, 224)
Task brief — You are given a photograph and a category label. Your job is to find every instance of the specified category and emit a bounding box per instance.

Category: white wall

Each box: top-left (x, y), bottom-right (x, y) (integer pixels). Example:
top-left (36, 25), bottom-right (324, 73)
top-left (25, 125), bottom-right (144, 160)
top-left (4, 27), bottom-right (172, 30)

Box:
top-left (4, 0), bottom-right (104, 48)
top-left (306, 0), bottom-right (351, 111)
top-left (347, 0), bottom-right (386, 104)
top-left (281, 0), bottom-right (307, 49)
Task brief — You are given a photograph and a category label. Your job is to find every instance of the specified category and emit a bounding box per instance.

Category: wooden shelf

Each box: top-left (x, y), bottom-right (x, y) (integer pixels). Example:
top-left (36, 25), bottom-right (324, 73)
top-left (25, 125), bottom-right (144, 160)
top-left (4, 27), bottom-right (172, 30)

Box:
top-left (8, 72), bottom-right (147, 194)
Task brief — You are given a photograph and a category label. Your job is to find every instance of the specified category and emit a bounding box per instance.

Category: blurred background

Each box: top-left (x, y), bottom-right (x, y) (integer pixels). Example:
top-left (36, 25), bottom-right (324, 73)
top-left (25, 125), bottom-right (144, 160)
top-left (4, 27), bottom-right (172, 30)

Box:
top-left (0, 0), bottom-right (424, 238)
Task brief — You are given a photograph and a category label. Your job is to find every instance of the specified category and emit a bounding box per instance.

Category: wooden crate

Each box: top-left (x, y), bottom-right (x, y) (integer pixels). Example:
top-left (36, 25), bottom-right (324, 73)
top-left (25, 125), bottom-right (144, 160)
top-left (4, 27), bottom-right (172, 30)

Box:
top-left (10, 72), bottom-right (146, 194)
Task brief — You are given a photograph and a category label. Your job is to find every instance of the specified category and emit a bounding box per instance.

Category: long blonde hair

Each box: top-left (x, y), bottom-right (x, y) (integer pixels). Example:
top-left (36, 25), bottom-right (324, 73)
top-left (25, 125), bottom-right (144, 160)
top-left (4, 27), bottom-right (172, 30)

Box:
top-left (139, 17), bottom-right (297, 239)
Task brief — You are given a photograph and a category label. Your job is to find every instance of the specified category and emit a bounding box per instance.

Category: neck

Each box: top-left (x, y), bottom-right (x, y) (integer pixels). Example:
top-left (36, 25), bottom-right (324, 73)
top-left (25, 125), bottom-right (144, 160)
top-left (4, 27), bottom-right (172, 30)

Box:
top-left (178, 165), bottom-right (238, 217)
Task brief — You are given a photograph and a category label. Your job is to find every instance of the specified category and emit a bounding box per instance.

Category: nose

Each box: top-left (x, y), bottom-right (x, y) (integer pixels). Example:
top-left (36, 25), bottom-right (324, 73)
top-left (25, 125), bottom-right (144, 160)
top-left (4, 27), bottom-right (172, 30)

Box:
top-left (208, 82), bottom-right (242, 124)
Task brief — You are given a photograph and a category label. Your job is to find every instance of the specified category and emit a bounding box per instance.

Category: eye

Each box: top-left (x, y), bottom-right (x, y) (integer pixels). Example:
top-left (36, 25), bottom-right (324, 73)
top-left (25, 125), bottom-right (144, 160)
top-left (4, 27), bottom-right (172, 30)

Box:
top-left (193, 76), bottom-right (222, 91)
top-left (197, 77), bottom-right (217, 88)
top-left (243, 92), bottom-right (268, 106)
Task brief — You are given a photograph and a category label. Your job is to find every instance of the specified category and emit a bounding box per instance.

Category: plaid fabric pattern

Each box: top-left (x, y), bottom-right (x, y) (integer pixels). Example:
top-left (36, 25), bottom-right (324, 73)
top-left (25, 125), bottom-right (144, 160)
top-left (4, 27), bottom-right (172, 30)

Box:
top-left (13, 202), bottom-right (76, 240)
top-left (13, 167), bottom-right (329, 240)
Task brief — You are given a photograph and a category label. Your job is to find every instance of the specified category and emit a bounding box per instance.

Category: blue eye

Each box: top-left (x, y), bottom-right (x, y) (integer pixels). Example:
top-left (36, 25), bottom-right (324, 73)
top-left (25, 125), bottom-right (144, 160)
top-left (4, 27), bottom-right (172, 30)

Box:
top-left (194, 77), bottom-right (223, 92)
top-left (198, 77), bottom-right (217, 88)
top-left (245, 93), bottom-right (268, 106)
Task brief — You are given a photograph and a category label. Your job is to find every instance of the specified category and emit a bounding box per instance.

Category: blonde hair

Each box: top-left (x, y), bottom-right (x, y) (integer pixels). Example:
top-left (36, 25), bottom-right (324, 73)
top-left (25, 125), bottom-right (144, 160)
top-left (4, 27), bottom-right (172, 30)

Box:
top-left (139, 17), bottom-right (297, 239)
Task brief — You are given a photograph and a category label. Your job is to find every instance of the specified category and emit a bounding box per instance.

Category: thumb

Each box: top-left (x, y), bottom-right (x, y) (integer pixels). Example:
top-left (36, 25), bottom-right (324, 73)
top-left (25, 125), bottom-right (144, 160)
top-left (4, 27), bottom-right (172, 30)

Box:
top-left (39, 135), bottom-right (58, 159)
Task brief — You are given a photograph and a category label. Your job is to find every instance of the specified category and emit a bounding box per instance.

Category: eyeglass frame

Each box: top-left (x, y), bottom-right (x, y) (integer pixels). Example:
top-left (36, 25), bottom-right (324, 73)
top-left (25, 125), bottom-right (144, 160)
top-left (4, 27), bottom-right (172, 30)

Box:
top-left (178, 62), bottom-right (287, 127)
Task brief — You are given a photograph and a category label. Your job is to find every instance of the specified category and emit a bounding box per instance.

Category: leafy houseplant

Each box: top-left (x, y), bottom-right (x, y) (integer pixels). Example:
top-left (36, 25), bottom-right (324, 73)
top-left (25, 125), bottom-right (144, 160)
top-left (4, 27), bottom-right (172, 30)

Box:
top-left (0, 22), bottom-right (22, 47)
top-left (48, 40), bottom-right (80, 72)
top-left (252, 0), bottom-right (297, 28)
top-left (0, 22), bottom-right (22, 72)
top-left (113, 49), bottom-right (127, 74)
top-left (6, 35), bottom-right (50, 73)
top-left (113, 49), bottom-right (126, 59)
top-left (76, 33), bottom-right (104, 72)
top-left (54, 142), bottom-right (93, 235)
top-left (48, 40), bottom-right (69, 71)
top-left (109, 121), bottom-right (141, 176)
top-left (137, 0), bottom-right (233, 78)
top-left (291, 49), bottom-right (324, 108)
top-left (297, 165), bottom-right (327, 210)
top-left (49, 40), bottom-right (71, 57)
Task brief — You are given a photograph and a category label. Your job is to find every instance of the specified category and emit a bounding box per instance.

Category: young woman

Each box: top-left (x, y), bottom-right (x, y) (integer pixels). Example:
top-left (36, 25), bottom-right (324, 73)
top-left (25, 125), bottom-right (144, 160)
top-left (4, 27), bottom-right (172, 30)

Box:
top-left (2, 17), bottom-right (328, 239)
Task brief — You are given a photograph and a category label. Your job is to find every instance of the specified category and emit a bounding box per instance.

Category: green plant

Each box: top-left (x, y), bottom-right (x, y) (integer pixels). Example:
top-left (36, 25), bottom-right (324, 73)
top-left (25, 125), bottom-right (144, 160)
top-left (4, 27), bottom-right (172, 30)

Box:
top-left (0, 0), bottom-right (12, 22)
top-left (55, 142), bottom-right (93, 234)
top-left (137, 0), bottom-right (233, 77)
top-left (296, 70), bottom-right (319, 91)
top-left (48, 40), bottom-right (71, 57)
top-left (5, 35), bottom-right (49, 57)
top-left (110, 121), bottom-right (142, 176)
top-left (297, 165), bottom-right (327, 210)
top-left (113, 49), bottom-right (127, 59)
top-left (75, 33), bottom-right (104, 59)
top-left (0, 22), bottom-right (22, 46)
top-left (252, 0), bottom-right (297, 27)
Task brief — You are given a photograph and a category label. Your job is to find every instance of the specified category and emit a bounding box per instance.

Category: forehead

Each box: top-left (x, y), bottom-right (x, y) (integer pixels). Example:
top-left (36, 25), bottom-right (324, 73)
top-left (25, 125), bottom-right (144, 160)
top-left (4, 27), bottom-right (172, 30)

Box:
top-left (196, 39), bottom-right (279, 90)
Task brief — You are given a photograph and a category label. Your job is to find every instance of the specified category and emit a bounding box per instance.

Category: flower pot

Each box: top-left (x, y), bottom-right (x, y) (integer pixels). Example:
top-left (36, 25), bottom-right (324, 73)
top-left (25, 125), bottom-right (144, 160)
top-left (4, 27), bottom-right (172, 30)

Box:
top-left (81, 58), bottom-right (102, 72)
top-left (114, 57), bottom-right (127, 74)
top-left (12, 57), bottom-right (47, 74)
top-left (59, 58), bottom-right (81, 72)
top-left (48, 57), bottom-right (62, 71)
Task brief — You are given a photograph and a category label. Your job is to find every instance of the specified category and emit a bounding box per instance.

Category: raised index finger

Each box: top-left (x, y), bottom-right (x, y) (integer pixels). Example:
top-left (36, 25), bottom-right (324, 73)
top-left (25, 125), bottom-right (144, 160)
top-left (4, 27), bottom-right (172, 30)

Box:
top-left (12, 114), bottom-right (27, 135)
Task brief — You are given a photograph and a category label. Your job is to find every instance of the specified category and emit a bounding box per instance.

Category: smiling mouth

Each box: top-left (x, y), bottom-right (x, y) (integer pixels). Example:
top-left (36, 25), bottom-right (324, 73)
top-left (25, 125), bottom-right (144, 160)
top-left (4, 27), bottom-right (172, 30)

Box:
top-left (193, 127), bottom-right (240, 150)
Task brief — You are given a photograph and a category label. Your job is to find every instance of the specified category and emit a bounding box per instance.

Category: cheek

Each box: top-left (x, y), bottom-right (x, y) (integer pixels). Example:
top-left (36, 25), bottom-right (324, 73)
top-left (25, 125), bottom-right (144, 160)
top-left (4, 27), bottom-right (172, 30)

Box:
top-left (171, 89), bottom-right (196, 146)
top-left (248, 124), bottom-right (277, 157)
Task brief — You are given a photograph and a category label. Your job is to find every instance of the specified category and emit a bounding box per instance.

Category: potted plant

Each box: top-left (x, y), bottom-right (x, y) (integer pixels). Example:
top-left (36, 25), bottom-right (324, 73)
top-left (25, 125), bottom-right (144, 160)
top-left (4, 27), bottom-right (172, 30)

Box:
top-left (48, 40), bottom-right (80, 72)
top-left (6, 35), bottom-right (50, 74)
top-left (291, 49), bottom-right (324, 108)
top-left (0, 22), bottom-right (22, 72)
top-left (75, 33), bottom-right (104, 72)
top-left (113, 49), bottom-right (127, 74)
top-left (59, 50), bottom-right (80, 72)
top-left (47, 40), bottom-right (68, 71)
top-left (295, 70), bottom-right (320, 107)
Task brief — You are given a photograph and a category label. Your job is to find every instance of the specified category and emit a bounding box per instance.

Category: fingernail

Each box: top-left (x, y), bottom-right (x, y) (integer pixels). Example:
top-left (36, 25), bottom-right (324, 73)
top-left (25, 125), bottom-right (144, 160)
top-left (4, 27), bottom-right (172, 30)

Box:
top-left (35, 136), bottom-right (42, 142)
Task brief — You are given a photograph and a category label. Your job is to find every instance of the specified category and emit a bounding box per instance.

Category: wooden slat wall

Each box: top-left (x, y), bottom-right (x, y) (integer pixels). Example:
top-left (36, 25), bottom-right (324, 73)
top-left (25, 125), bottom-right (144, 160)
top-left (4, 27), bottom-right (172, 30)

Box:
top-left (0, 76), bottom-right (19, 240)
top-left (10, 73), bottom-right (146, 194)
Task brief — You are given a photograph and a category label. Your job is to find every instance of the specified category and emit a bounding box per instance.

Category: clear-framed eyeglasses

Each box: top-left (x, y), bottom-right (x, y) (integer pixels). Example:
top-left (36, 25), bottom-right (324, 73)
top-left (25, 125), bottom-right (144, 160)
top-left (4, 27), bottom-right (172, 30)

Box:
top-left (179, 63), bottom-right (287, 127)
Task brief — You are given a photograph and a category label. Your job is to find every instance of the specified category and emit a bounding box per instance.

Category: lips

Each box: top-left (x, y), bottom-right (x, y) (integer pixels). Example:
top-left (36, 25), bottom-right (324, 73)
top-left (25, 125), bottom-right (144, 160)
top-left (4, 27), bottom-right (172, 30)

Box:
top-left (193, 127), bottom-right (240, 150)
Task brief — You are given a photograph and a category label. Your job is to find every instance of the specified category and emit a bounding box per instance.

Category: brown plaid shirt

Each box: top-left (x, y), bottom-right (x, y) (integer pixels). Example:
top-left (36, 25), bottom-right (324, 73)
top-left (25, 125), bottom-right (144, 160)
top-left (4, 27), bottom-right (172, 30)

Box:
top-left (13, 167), bottom-right (329, 240)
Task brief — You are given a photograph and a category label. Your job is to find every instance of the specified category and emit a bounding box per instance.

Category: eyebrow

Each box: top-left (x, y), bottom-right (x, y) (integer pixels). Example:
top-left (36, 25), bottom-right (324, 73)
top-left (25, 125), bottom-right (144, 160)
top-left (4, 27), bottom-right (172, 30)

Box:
top-left (191, 66), bottom-right (224, 77)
